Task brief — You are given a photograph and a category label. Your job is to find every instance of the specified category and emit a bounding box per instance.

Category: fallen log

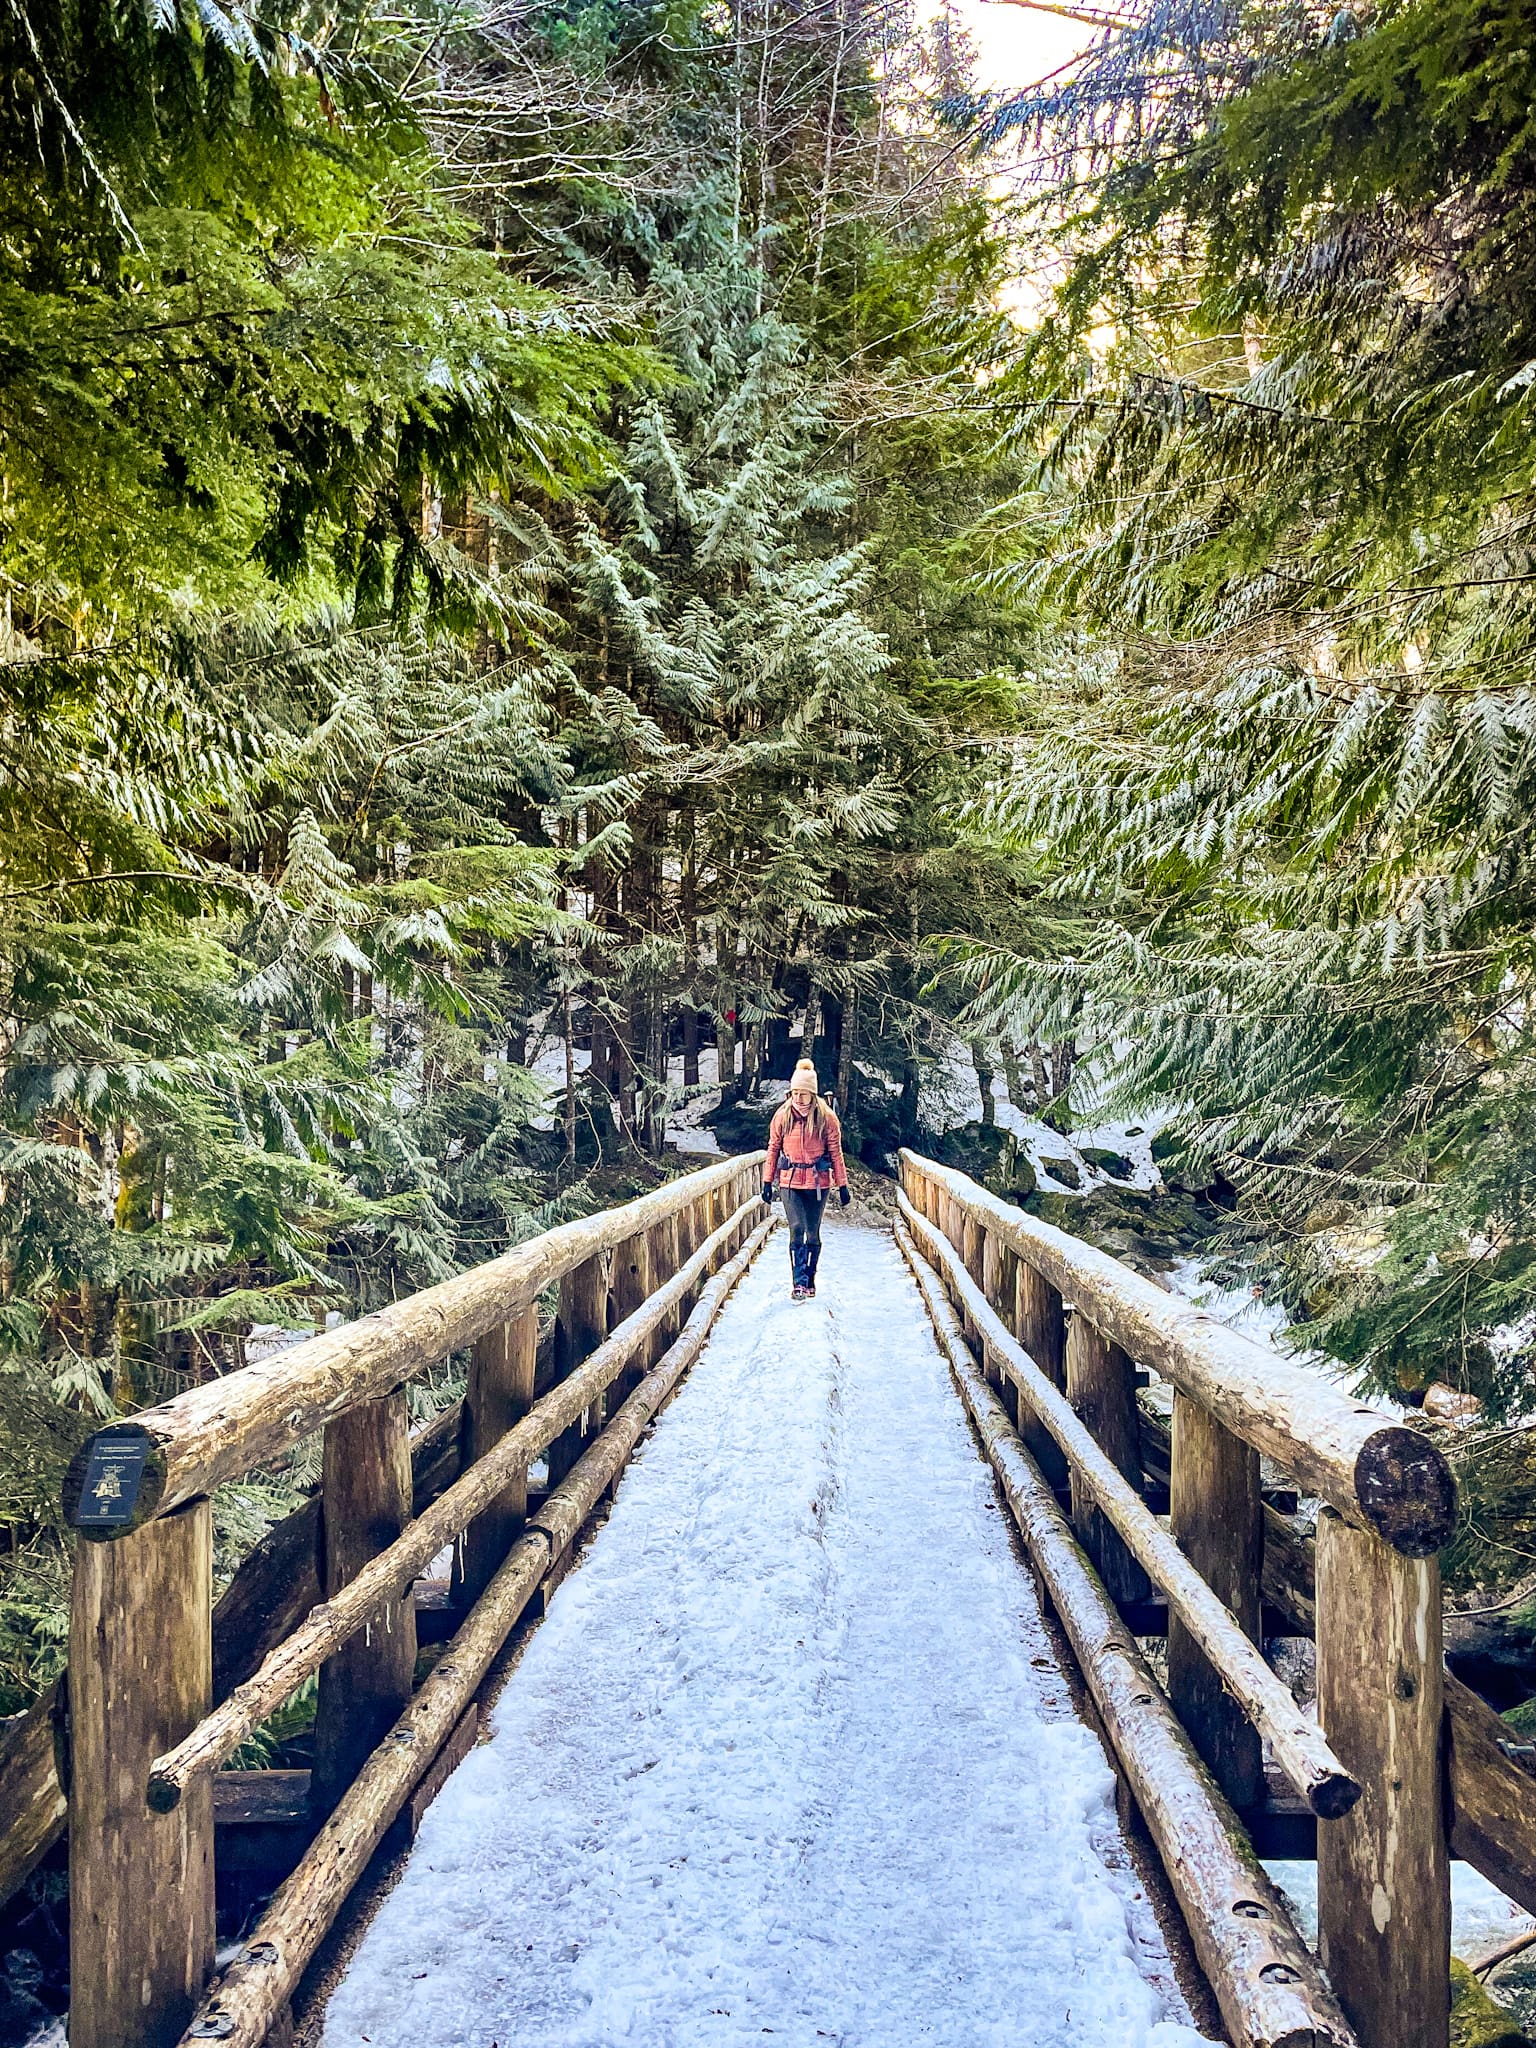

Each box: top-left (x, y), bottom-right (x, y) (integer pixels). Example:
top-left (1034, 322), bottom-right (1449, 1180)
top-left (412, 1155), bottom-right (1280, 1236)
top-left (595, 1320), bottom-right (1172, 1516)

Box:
top-left (149, 1193), bottom-right (761, 1810)
top-left (901, 1153), bottom-right (1455, 1559)
top-left (899, 1192), bottom-right (1359, 1820)
top-left (897, 1219), bottom-right (1356, 2048)
top-left (66, 1155), bottom-right (762, 1535)
top-left (0, 1684), bottom-right (67, 1911)
top-left (176, 1212), bottom-right (776, 2048)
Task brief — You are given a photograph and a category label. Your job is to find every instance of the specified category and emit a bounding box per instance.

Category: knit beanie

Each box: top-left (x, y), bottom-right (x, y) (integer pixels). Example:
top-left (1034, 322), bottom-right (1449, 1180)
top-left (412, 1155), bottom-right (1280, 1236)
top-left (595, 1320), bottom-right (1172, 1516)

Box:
top-left (791, 1057), bottom-right (819, 1092)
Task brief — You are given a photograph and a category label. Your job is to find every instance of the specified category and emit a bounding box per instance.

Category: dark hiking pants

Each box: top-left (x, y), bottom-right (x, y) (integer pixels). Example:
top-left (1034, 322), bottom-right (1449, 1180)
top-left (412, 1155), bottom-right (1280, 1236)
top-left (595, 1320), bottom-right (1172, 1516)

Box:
top-left (782, 1187), bottom-right (827, 1251)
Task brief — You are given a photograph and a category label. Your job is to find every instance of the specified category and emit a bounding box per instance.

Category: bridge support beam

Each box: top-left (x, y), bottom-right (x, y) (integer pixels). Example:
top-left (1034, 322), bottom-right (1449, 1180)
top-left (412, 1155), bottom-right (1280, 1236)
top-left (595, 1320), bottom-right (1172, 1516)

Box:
top-left (453, 1308), bottom-right (538, 1610)
top-left (1317, 1506), bottom-right (1450, 2048)
top-left (313, 1391), bottom-right (418, 1812)
top-left (1014, 1258), bottom-right (1068, 1489)
top-left (550, 1252), bottom-right (608, 1488)
top-left (69, 1499), bottom-right (214, 2048)
top-left (1167, 1392), bottom-right (1263, 1809)
top-left (608, 1229), bottom-right (655, 1413)
top-left (1065, 1313), bottom-right (1149, 1605)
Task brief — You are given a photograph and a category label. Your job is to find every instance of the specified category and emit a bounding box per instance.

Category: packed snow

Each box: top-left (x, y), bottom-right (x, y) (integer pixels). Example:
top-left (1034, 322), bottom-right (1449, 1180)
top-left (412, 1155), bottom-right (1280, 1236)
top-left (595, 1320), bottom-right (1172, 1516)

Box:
top-left (320, 1224), bottom-right (1213, 2048)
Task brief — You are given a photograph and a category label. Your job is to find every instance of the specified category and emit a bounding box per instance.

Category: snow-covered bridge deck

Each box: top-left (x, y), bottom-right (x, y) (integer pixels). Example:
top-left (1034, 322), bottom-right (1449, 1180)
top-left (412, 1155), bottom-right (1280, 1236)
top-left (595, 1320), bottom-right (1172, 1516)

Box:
top-left (55, 1152), bottom-right (1496, 2048)
top-left (318, 1225), bottom-right (1210, 2048)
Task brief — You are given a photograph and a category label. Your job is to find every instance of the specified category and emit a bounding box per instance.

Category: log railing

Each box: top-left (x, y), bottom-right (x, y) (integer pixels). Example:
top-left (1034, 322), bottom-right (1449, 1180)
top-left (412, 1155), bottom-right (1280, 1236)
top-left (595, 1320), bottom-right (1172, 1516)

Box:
top-left (895, 1149), bottom-right (1493, 2048)
top-left (56, 1152), bottom-right (770, 2048)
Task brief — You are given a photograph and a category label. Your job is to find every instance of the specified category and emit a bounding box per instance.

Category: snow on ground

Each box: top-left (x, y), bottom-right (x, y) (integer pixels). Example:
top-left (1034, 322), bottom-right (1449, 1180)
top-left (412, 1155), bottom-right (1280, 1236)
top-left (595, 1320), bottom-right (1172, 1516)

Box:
top-left (1267, 1861), bottom-right (1535, 1962)
top-left (667, 1045), bottom-right (724, 1156)
top-left (921, 1042), bottom-right (1168, 1197)
top-left (320, 1225), bottom-right (1213, 2048)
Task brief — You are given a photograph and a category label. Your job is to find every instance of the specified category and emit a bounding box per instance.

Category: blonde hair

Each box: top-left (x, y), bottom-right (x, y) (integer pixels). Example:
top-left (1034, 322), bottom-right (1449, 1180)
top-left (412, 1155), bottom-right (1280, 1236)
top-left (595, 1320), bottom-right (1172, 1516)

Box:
top-left (784, 1060), bottom-right (829, 1135)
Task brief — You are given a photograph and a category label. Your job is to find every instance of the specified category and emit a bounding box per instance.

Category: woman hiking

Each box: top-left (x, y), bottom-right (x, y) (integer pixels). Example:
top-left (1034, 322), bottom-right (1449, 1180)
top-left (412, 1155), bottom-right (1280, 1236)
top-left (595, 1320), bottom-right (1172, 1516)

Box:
top-left (762, 1058), bottom-right (851, 1300)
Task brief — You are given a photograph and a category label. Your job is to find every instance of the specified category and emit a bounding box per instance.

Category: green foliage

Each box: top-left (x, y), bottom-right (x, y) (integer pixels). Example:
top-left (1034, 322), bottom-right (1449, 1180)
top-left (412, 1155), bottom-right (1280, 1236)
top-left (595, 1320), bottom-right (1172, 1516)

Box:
top-left (959, 0), bottom-right (1536, 1463)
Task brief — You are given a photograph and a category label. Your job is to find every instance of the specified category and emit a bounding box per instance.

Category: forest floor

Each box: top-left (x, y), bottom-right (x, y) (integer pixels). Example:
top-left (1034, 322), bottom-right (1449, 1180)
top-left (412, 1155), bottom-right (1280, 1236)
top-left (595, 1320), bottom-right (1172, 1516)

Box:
top-left (312, 1222), bottom-right (1215, 2048)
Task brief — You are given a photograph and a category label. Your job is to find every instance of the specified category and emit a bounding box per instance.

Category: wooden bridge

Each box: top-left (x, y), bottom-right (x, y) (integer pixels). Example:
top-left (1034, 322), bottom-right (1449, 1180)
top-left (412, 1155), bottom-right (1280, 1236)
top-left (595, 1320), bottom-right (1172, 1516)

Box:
top-left (2, 1149), bottom-right (1532, 2048)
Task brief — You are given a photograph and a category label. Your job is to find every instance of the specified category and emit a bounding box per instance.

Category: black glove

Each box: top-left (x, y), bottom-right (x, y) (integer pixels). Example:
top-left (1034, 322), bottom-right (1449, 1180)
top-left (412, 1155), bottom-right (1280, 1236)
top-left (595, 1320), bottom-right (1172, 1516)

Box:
top-left (838, 1186), bottom-right (851, 1208)
top-left (762, 1183), bottom-right (774, 1206)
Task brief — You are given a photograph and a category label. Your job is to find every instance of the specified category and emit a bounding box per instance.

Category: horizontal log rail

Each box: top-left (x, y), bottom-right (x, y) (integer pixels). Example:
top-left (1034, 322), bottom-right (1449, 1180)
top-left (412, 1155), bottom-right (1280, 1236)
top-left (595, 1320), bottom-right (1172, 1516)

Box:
top-left (904, 1154), bottom-right (1455, 1558)
top-left (898, 1149), bottom-right (1463, 2048)
top-left (177, 1211), bottom-right (777, 2048)
top-left (897, 1218), bottom-right (1356, 2048)
top-left (59, 1153), bottom-right (767, 2048)
top-left (899, 1192), bottom-right (1360, 1819)
top-left (63, 1152), bottom-right (760, 1537)
top-left (149, 1190), bottom-right (763, 1811)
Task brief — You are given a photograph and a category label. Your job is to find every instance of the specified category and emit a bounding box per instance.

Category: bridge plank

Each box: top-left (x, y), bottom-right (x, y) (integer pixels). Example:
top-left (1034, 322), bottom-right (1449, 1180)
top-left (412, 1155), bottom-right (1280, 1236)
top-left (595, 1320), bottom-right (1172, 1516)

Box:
top-left (452, 1310), bottom-right (537, 1610)
top-left (312, 1392), bottom-right (418, 1813)
top-left (1066, 1312), bottom-right (1151, 1605)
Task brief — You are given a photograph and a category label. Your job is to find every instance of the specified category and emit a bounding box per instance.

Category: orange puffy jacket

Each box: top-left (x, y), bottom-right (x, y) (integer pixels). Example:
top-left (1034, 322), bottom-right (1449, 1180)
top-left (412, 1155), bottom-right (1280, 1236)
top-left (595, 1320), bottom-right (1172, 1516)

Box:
top-left (764, 1099), bottom-right (848, 1193)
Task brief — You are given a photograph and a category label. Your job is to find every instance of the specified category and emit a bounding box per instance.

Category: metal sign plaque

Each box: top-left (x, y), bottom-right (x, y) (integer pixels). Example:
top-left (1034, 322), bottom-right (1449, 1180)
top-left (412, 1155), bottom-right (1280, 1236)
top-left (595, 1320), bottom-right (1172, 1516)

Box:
top-left (72, 1430), bottom-right (151, 1531)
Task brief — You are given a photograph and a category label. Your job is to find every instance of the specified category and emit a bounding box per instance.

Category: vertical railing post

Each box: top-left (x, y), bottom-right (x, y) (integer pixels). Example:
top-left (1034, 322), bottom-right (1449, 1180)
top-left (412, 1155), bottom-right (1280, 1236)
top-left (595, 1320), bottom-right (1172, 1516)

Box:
top-left (651, 1210), bottom-right (683, 1345)
top-left (995, 1240), bottom-right (1022, 1426)
top-left (1316, 1510), bottom-right (1450, 2048)
top-left (549, 1249), bottom-right (609, 1487)
top-left (980, 1227), bottom-right (1005, 1401)
top-left (1166, 1392), bottom-right (1263, 1807)
top-left (1064, 1313), bottom-right (1150, 1604)
top-left (69, 1502), bottom-right (215, 2048)
top-left (1015, 1257), bottom-right (1068, 1486)
top-left (312, 1390), bottom-right (417, 1811)
top-left (453, 1305), bottom-right (538, 1610)
top-left (608, 1229), bottom-right (655, 1413)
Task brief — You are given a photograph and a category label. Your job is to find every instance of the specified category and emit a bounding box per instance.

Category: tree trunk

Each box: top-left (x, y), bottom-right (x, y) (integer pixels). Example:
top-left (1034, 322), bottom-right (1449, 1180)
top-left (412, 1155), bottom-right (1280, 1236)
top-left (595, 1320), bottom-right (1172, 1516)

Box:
top-left (971, 1041), bottom-right (995, 1127)
top-left (682, 1005), bottom-right (700, 1090)
top-left (800, 985), bottom-right (818, 1060)
top-left (1028, 1039), bottom-right (1050, 1115)
top-left (1000, 1042), bottom-right (1025, 1113)
top-left (835, 989), bottom-right (857, 1134)
top-left (899, 1055), bottom-right (920, 1147)
top-left (562, 991), bottom-right (577, 1169)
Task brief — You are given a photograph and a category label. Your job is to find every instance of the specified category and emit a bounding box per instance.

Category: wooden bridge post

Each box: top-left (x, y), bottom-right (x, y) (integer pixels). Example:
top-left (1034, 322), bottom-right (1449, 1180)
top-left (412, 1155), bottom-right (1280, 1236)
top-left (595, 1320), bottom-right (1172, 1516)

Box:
top-left (989, 1236), bottom-right (1021, 1425)
top-left (452, 1306), bottom-right (538, 1610)
top-left (69, 1501), bottom-right (215, 2048)
top-left (1316, 1508), bottom-right (1450, 2048)
top-left (608, 1229), bottom-right (655, 1413)
top-left (980, 1229), bottom-right (1006, 1404)
top-left (1014, 1258), bottom-right (1068, 1488)
top-left (650, 1212), bottom-right (683, 1346)
top-left (313, 1390), bottom-right (418, 1811)
top-left (1064, 1314), bottom-right (1150, 1604)
top-left (549, 1251), bottom-right (609, 1487)
top-left (1166, 1392), bottom-right (1263, 1808)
